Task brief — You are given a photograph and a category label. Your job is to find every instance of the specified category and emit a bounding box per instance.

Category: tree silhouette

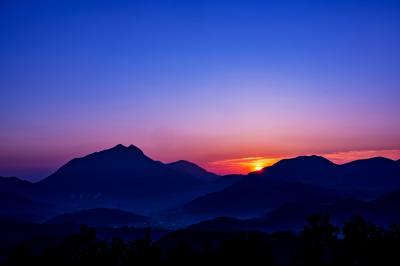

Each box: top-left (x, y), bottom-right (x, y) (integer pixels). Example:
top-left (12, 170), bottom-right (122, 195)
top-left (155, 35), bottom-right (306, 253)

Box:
top-left (341, 215), bottom-right (381, 265)
top-left (296, 213), bottom-right (338, 266)
top-left (212, 232), bottom-right (275, 266)
top-left (6, 217), bottom-right (400, 266)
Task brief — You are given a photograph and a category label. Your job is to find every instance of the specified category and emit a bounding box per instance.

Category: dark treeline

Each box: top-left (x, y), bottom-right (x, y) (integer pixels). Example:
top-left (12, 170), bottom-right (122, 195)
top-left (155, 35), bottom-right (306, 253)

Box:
top-left (4, 214), bottom-right (400, 266)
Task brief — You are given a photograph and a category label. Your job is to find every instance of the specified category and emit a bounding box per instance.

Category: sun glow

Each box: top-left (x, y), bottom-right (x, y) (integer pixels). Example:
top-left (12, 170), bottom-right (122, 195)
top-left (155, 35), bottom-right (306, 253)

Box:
top-left (205, 149), bottom-right (400, 175)
top-left (253, 163), bottom-right (264, 171)
top-left (207, 156), bottom-right (281, 174)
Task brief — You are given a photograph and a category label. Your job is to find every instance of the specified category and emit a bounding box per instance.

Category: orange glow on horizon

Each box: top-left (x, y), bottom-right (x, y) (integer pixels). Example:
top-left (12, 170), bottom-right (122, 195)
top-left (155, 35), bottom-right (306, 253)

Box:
top-left (204, 149), bottom-right (400, 175)
top-left (206, 156), bottom-right (281, 175)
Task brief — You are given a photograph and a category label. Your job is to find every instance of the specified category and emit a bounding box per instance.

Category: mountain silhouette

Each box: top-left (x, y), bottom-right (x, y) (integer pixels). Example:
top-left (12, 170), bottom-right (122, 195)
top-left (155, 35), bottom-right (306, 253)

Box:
top-left (252, 155), bottom-right (337, 184)
top-left (0, 191), bottom-right (55, 222)
top-left (0, 176), bottom-right (33, 194)
top-left (0, 177), bottom-right (51, 222)
top-left (2, 149), bottom-right (399, 226)
top-left (188, 190), bottom-right (400, 232)
top-left (33, 144), bottom-right (225, 213)
top-left (338, 157), bottom-right (400, 191)
top-left (166, 160), bottom-right (244, 191)
top-left (180, 182), bottom-right (347, 220)
top-left (166, 160), bottom-right (220, 181)
top-left (179, 155), bottom-right (400, 220)
top-left (253, 156), bottom-right (400, 193)
top-left (46, 208), bottom-right (151, 227)
top-left (249, 190), bottom-right (400, 231)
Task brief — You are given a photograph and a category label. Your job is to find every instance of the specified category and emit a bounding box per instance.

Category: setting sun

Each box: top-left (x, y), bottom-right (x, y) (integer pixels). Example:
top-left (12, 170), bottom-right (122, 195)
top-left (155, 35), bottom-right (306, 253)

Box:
top-left (207, 157), bottom-right (281, 174)
top-left (254, 163), bottom-right (264, 171)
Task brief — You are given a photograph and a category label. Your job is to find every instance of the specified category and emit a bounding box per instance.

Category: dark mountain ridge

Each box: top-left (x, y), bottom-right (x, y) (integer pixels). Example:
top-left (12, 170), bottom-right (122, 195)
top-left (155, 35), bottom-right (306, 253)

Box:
top-left (188, 190), bottom-right (400, 232)
top-left (252, 155), bottom-right (400, 191)
top-left (33, 144), bottom-right (224, 213)
top-left (0, 191), bottom-right (56, 222)
top-left (1, 148), bottom-right (399, 226)
top-left (2, 145), bottom-right (238, 218)
top-left (180, 155), bottom-right (400, 220)
top-left (179, 181), bottom-right (348, 221)
top-left (0, 176), bottom-right (33, 193)
top-left (166, 160), bottom-right (220, 181)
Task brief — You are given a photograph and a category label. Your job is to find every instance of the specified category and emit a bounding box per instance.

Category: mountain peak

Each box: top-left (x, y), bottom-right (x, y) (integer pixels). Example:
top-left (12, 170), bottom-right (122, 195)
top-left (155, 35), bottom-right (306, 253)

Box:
top-left (171, 160), bottom-right (198, 167)
top-left (273, 155), bottom-right (335, 168)
top-left (113, 144), bottom-right (126, 149)
top-left (296, 155), bottom-right (333, 162)
top-left (342, 156), bottom-right (395, 167)
top-left (107, 144), bottom-right (145, 156)
top-left (248, 155), bottom-right (337, 184)
top-left (37, 144), bottom-right (212, 213)
top-left (127, 144), bottom-right (145, 153)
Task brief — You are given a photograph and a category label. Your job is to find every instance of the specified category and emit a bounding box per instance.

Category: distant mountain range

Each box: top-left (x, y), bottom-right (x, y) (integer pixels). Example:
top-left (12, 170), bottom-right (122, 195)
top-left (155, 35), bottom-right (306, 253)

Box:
top-left (188, 190), bottom-right (400, 232)
top-left (0, 145), bottom-right (399, 229)
top-left (0, 190), bottom-right (56, 222)
top-left (179, 155), bottom-right (400, 220)
top-left (0, 144), bottom-right (239, 220)
top-left (178, 182), bottom-right (348, 220)
top-left (0, 176), bottom-right (53, 222)
top-left (34, 144), bottom-right (217, 212)
top-left (252, 155), bottom-right (400, 193)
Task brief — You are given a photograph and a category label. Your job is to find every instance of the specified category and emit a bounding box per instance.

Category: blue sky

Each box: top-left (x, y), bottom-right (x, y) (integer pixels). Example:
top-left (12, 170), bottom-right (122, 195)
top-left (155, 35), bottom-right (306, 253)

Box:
top-left (1, 0), bottom-right (399, 180)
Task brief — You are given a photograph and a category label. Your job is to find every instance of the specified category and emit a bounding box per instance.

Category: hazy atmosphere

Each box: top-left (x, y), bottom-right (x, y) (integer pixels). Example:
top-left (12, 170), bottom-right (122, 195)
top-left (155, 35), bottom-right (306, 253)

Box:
top-left (1, 0), bottom-right (400, 180)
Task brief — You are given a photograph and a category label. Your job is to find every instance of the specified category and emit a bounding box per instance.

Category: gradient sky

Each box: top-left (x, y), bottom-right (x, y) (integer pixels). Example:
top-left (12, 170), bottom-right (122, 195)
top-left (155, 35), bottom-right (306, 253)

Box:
top-left (1, 0), bottom-right (400, 181)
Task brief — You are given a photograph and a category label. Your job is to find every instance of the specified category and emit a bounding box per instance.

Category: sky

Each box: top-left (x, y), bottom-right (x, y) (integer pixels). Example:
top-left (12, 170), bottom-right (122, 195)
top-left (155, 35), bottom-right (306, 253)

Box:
top-left (1, 0), bottom-right (400, 181)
